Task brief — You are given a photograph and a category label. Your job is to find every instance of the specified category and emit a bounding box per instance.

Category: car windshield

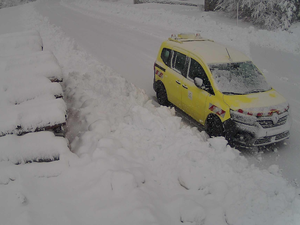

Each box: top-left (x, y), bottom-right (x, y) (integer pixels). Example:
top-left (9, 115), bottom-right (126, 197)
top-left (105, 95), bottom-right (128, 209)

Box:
top-left (209, 61), bottom-right (272, 95)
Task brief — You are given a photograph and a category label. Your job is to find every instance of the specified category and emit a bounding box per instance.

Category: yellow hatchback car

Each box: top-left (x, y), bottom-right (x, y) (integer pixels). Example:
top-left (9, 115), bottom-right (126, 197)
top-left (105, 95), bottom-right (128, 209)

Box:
top-left (153, 33), bottom-right (291, 147)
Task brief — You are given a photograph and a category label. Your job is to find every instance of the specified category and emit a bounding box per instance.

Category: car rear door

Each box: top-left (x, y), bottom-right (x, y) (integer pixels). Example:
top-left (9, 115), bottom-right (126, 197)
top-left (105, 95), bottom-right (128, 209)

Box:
top-left (164, 50), bottom-right (188, 108)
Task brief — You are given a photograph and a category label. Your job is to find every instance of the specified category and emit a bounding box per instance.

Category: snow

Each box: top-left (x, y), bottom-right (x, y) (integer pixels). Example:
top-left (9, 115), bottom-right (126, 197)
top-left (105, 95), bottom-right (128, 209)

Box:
top-left (0, 131), bottom-right (69, 164)
top-left (0, 97), bottom-right (67, 135)
top-left (0, 30), bottom-right (43, 56)
top-left (0, 0), bottom-right (300, 225)
top-left (210, 64), bottom-right (271, 95)
top-left (1, 51), bottom-right (63, 82)
top-left (0, 48), bottom-right (66, 135)
top-left (63, 0), bottom-right (300, 56)
top-left (3, 81), bottom-right (63, 105)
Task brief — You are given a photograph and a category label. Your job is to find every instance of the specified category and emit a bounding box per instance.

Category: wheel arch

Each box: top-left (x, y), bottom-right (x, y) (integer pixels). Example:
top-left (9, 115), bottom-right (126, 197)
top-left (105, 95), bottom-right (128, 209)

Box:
top-left (155, 80), bottom-right (170, 106)
top-left (204, 113), bottom-right (225, 137)
top-left (154, 80), bottom-right (165, 92)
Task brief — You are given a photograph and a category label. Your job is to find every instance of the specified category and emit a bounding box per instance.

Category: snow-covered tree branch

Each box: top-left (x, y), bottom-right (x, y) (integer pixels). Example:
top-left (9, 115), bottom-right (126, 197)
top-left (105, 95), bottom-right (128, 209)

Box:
top-left (0, 0), bottom-right (34, 9)
top-left (216, 0), bottom-right (300, 30)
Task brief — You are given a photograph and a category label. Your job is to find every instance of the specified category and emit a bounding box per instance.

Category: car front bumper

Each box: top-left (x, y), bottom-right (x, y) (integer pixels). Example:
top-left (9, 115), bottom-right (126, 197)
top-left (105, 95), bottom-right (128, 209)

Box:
top-left (224, 111), bottom-right (292, 147)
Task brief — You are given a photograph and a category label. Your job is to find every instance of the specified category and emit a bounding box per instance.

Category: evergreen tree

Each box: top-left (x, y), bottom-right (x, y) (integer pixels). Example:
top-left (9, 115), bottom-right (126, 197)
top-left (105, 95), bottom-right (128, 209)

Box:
top-left (0, 0), bottom-right (33, 9)
top-left (215, 0), bottom-right (298, 30)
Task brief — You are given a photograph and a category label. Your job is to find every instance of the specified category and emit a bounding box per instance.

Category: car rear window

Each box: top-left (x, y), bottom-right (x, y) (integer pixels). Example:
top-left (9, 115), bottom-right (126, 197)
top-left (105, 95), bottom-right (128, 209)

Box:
top-left (172, 51), bottom-right (186, 75)
top-left (161, 48), bottom-right (172, 67)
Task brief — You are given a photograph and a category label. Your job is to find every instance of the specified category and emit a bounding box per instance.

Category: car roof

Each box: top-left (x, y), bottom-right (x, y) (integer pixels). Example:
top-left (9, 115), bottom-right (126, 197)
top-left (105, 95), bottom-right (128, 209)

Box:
top-left (166, 35), bottom-right (250, 64)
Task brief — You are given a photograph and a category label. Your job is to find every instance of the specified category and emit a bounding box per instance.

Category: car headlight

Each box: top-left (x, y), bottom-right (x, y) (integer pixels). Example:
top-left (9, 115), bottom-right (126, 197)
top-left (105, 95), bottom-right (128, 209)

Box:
top-left (230, 110), bottom-right (257, 125)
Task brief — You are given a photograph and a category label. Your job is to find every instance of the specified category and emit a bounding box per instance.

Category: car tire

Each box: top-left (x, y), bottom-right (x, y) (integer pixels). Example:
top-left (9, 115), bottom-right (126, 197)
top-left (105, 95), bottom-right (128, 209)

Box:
top-left (156, 82), bottom-right (169, 106)
top-left (205, 114), bottom-right (224, 137)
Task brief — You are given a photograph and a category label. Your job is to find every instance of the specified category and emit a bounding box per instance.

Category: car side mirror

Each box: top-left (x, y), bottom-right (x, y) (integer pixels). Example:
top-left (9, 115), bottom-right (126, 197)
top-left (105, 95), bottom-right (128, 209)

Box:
top-left (194, 77), bottom-right (203, 89)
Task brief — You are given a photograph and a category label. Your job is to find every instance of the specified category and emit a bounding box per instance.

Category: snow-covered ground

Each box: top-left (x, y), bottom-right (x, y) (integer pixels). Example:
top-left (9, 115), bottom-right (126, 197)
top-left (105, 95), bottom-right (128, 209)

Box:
top-left (0, 0), bottom-right (300, 224)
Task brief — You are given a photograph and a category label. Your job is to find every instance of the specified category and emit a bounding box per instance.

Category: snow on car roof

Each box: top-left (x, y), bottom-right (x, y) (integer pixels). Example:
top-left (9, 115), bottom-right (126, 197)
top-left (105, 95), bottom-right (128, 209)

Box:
top-left (170, 38), bottom-right (250, 64)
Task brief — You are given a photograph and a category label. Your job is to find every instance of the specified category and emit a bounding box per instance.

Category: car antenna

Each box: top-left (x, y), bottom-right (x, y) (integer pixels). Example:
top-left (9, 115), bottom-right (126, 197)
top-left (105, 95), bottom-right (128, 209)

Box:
top-left (226, 48), bottom-right (233, 62)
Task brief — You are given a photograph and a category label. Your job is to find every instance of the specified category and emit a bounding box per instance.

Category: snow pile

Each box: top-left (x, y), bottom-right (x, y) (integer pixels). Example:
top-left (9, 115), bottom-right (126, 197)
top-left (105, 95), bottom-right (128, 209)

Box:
top-left (3, 80), bottom-right (63, 105)
top-left (1, 50), bottom-right (63, 82)
top-left (0, 30), bottom-right (43, 56)
top-left (0, 50), bottom-right (64, 105)
top-left (0, 131), bottom-right (69, 164)
top-left (0, 38), bottom-right (66, 135)
top-left (12, 2), bottom-right (300, 225)
top-left (0, 97), bottom-right (66, 135)
top-left (0, 29), bottom-right (68, 165)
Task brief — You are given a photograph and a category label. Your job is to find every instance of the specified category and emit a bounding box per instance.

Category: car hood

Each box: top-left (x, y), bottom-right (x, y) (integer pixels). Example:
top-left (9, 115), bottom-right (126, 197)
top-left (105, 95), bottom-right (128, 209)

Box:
top-left (223, 89), bottom-right (288, 115)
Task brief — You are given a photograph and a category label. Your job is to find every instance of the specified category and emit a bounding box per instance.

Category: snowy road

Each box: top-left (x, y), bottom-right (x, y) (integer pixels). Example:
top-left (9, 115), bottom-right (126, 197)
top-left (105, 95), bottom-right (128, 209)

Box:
top-left (250, 45), bottom-right (300, 185)
top-left (34, 0), bottom-right (300, 184)
top-left (36, 0), bottom-right (178, 96)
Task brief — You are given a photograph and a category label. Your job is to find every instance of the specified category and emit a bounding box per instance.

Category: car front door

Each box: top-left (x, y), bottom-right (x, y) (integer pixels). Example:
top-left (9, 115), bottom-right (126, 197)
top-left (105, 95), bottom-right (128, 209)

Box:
top-left (181, 57), bottom-right (214, 125)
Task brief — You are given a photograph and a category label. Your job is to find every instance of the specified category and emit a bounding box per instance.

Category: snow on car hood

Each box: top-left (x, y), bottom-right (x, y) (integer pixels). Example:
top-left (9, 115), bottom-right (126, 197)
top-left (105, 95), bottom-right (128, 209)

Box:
top-left (223, 89), bottom-right (289, 115)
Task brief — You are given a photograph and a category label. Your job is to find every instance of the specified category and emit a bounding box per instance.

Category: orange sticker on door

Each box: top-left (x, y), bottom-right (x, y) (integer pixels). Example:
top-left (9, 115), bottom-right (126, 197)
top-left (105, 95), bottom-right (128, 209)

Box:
top-left (155, 69), bottom-right (163, 78)
top-left (209, 103), bottom-right (226, 118)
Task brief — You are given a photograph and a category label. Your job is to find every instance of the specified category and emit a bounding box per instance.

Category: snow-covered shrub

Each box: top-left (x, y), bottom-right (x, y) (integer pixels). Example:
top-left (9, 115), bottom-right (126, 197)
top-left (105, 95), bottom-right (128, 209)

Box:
top-left (0, 0), bottom-right (34, 9)
top-left (216, 0), bottom-right (298, 30)
top-left (296, 0), bottom-right (300, 19)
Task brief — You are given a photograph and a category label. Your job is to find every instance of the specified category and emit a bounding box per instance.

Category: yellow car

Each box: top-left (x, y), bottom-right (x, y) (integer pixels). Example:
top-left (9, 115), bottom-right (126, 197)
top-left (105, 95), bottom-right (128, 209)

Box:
top-left (153, 33), bottom-right (291, 147)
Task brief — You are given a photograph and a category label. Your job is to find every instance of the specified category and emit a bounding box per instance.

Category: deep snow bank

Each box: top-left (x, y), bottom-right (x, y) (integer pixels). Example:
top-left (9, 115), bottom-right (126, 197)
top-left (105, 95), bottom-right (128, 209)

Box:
top-left (0, 132), bottom-right (68, 164)
top-left (0, 47), bottom-right (66, 136)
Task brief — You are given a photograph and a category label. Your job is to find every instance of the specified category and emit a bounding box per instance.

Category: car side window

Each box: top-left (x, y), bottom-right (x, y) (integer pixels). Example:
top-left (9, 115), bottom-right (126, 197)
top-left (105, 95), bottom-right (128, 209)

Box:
top-left (188, 58), bottom-right (206, 80)
top-left (161, 48), bottom-right (172, 67)
top-left (188, 58), bottom-right (214, 95)
top-left (172, 51), bottom-right (187, 76)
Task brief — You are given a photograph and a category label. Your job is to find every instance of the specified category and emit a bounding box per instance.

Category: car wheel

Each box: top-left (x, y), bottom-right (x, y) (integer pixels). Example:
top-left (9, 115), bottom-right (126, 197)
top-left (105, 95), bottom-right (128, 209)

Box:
top-left (156, 82), bottom-right (169, 106)
top-left (205, 115), bottom-right (224, 137)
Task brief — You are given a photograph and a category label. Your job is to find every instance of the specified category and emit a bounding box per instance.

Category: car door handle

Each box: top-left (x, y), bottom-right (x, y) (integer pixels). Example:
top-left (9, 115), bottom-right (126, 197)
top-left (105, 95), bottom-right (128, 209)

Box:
top-left (182, 84), bottom-right (188, 89)
top-left (176, 80), bottom-right (181, 85)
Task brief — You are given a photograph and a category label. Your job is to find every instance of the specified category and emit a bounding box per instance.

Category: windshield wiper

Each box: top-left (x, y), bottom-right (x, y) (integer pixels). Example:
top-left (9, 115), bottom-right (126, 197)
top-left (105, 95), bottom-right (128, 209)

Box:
top-left (243, 89), bottom-right (266, 94)
top-left (252, 89), bottom-right (266, 93)
top-left (222, 92), bottom-right (244, 95)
